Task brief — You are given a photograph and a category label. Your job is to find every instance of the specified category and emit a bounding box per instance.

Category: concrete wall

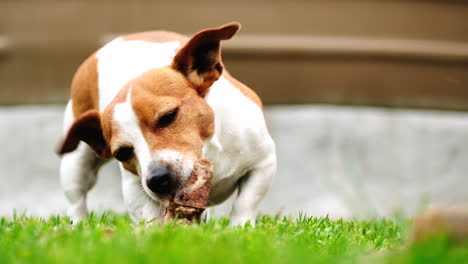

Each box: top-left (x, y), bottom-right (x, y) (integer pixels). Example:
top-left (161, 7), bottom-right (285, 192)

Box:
top-left (2, 105), bottom-right (468, 219)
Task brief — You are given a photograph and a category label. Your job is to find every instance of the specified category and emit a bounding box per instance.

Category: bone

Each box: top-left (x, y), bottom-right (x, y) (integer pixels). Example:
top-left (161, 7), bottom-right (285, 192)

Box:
top-left (165, 159), bottom-right (213, 224)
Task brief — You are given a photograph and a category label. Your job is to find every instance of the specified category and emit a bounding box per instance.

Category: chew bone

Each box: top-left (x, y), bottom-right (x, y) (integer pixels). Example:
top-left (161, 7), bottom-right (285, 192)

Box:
top-left (166, 159), bottom-right (213, 223)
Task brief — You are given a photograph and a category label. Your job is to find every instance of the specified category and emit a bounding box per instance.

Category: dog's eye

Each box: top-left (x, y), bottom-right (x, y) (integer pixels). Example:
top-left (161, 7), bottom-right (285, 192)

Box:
top-left (114, 146), bottom-right (134, 162)
top-left (157, 107), bottom-right (179, 129)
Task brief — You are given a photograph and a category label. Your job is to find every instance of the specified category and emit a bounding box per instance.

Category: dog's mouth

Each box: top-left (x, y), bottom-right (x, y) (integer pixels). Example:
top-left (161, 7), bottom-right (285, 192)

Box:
top-left (145, 159), bottom-right (214, 224)
top-left (141, 181), bottom-right (176, 202)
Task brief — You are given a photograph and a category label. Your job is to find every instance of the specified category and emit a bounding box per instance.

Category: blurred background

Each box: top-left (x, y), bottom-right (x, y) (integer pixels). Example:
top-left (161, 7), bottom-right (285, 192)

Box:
top-left (1, 0), bottom-right (468, 219)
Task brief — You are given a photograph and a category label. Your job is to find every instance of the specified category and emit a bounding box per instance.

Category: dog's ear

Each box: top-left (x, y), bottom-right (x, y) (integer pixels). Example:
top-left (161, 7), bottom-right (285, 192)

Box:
top-left (57, 110), bottom-right (111, 159)
top-left (171, 22), bottom-right (240, 96)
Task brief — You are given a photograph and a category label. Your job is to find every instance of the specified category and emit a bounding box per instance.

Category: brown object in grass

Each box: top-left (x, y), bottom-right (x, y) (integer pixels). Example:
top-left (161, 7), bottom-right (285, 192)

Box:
top-left (165, 159), bottom-right (213, 223)
top-left (411, 204), bottom-right (468, 242)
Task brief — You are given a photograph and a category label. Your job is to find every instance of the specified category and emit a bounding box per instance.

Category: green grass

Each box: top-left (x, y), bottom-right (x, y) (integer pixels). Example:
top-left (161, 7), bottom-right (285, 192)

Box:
top-left (0, 212), bottom-right (467, 264)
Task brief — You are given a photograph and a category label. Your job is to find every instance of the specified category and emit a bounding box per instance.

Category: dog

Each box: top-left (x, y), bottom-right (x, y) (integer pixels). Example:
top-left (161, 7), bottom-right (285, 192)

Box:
top-left (57, 22), bottom-right (276, 226)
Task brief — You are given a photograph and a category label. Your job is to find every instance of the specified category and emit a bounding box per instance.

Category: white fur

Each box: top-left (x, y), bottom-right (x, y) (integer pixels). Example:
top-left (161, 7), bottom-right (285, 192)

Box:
top-left (61, 36), bottom-right (276, 226)
top-left (120, 163), bottom-right (165, 222)
top-left (96, 38), bottom-right (180, 110)
top-left (62, 100), bottom-right (74, 133)
top-left (152, 149), bottom-right (195, 182)
top-left (187, 71), bottom-right (205, 87)
top-left (113, 91), bottom-right (152, 177)
top-left (203, 76), bottom-right (275, 185)
top-left (203, 77), bottom-right (276, 225)
top-left (60, 100), bottom-right (105, 222)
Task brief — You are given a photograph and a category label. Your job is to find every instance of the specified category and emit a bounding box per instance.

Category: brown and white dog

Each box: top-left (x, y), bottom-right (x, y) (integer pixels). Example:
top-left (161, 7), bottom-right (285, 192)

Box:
top-left (57, 22), bottom-right (276, 226)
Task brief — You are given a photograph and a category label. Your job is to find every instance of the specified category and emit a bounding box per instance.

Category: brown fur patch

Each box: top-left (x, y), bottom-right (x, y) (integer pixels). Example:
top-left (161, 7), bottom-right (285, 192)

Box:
top-left (97, 67), bottom-right (214, 173)
top-left (58, 54), bottom-right (106, 157)
top-left (130, 67), bottom-right (214, 158)
top-left (71, 54), bottom-right (100, 118)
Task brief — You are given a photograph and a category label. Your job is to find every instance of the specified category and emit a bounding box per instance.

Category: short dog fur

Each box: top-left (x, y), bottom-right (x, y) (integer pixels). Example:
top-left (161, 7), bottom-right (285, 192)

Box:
top-left (58, 22), bottom-right (276, 226)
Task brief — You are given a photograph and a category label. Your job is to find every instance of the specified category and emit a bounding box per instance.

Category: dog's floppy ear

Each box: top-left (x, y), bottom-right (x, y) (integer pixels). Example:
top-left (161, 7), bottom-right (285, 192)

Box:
top-left (171, 22), bottom-right (240, 96)
top-left (57, 110), bottom-right (111, 159)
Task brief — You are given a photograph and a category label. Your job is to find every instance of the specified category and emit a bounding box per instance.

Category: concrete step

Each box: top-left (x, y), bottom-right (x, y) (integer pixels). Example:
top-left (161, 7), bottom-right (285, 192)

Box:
top-left (2, 105), bottom-right (468, 219)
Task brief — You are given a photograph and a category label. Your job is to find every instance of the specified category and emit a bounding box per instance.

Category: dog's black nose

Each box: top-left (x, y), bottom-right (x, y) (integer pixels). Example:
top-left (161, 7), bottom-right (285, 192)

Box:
top-left (146, 167), bottom-right (177, 196)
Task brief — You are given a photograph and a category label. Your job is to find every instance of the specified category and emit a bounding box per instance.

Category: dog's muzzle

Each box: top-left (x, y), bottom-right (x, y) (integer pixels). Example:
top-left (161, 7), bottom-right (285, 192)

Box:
top-left (146, 166), bottom-right (178, 197)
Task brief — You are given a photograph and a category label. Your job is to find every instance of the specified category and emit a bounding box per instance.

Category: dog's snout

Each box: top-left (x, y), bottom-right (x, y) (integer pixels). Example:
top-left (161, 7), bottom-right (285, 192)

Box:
top-left (146, 167), bottom-right (177, 196)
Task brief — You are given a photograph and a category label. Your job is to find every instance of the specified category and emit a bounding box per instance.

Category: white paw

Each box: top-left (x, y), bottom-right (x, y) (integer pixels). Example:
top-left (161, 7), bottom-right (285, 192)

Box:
top-left (229, 215), bottom-right (256, 227)
top-left (67, 206), bottom-right (89, 224)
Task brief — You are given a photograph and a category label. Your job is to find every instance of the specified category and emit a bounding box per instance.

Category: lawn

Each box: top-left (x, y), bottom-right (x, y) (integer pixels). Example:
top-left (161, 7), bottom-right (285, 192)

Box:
top-left (0, 212), bottom-right (467, 264)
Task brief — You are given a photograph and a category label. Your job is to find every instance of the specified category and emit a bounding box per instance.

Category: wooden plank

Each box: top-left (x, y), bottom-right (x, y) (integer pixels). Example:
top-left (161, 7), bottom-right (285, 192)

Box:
top-left (1, 0), bottom-right (468, 110)
top-left (0, 36), bottom-right (9, 55)
top-left (223, 35), bottom-right (468, 62)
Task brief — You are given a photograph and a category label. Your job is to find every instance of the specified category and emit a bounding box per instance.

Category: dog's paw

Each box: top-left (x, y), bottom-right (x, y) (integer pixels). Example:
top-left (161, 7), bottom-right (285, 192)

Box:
top-left (229, 216), bottom-right (256, 227)
top-left (67, 207), bottom-right (89, 224)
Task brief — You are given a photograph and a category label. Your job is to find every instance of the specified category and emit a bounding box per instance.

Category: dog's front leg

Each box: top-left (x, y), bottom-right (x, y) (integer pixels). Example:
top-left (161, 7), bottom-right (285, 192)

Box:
top-left (120, 165), bottom-right (165, 223)
top-left (229, 157), bottom-right (276, 226)
top-left (60, 143), bottom-right (104, 223)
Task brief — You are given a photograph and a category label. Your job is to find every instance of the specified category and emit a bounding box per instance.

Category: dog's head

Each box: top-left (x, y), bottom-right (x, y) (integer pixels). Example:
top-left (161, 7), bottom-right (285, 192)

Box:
top-left (58, 23), bottom-right (240, 200)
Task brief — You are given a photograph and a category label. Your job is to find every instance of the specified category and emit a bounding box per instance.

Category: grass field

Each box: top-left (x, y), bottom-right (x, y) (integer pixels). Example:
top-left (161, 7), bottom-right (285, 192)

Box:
top-left (0, 212), bottom-right (467, 264)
